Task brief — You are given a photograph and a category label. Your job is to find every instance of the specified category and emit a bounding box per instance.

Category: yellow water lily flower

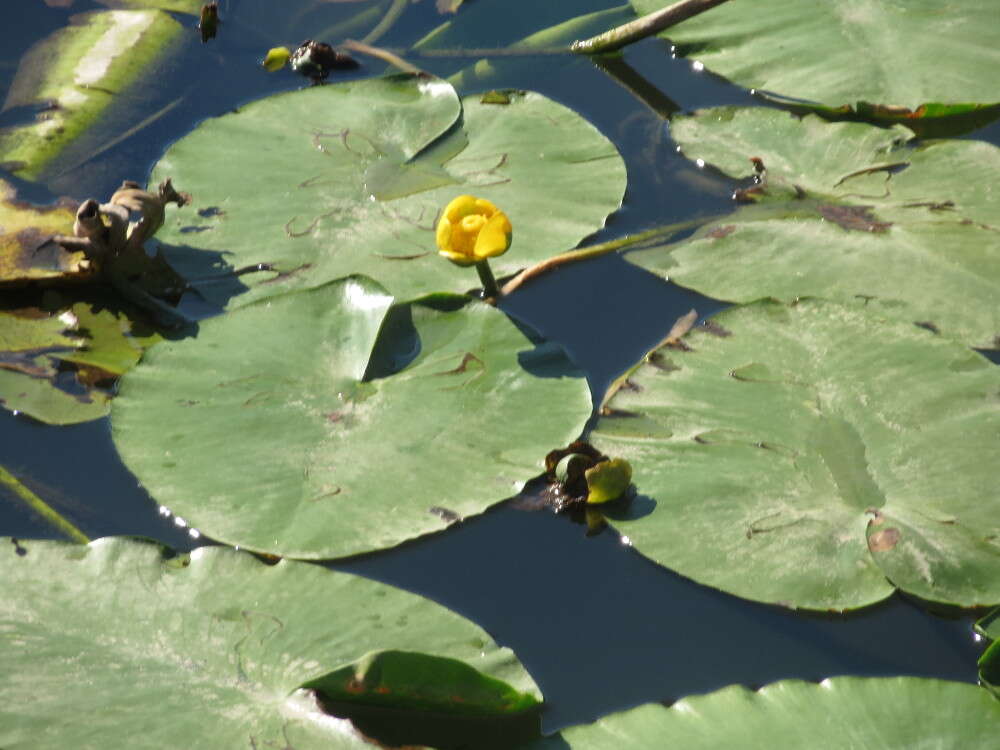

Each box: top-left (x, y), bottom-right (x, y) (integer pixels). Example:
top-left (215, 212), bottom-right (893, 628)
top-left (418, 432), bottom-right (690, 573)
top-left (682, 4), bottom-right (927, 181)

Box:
top-left (435, 195), bottom-right (512, 267)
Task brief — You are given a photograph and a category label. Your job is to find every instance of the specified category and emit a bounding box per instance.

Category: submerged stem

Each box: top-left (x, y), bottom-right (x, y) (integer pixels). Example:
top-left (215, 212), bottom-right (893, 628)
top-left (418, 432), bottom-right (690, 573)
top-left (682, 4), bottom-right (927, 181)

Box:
top-left (0, 466), bottom-right (89, 544)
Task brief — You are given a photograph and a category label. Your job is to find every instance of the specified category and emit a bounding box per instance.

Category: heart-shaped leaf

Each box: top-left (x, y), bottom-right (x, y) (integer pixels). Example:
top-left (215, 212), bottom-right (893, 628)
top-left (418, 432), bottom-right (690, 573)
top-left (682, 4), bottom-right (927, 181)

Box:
top-left (591, 299), bottom-right (1000, 610)
top-left (0, 536), bottom-right (540, 748)
top-left (112, 276), bottom-right (591, 558)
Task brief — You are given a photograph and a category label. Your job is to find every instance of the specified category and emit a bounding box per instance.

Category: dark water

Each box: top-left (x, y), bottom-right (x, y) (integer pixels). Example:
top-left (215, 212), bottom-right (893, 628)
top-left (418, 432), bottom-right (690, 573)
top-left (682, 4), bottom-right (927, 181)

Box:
top-left (1, 0), bottom-right (992, 740)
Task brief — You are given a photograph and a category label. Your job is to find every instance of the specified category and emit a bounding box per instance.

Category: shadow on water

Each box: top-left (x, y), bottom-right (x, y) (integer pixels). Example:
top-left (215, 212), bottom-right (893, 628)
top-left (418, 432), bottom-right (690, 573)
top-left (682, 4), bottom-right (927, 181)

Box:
top-left (332, 499), bottom-right (984, 735)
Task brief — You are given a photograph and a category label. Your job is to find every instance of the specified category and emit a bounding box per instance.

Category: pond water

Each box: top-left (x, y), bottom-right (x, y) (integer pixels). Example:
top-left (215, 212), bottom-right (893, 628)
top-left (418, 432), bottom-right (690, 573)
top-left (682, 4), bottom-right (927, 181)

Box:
top-left (1, 0), bottom-right (994, 741)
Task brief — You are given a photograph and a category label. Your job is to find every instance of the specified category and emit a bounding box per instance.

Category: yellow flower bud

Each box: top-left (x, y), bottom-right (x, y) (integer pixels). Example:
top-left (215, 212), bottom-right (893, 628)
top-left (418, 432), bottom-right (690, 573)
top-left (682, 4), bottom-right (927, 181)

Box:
top-left (262, 47), bottom-right (291, 72)
top-left (585, 458), bottom-right (633, 505)
top-left (435, 195), bottom-right (512, 267)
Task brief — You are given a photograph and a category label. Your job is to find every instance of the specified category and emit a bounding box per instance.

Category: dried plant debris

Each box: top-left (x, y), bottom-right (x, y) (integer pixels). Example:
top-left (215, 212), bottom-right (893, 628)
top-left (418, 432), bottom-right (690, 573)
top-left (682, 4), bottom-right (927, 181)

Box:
top-left (4, 179), bottom-right (194, 326)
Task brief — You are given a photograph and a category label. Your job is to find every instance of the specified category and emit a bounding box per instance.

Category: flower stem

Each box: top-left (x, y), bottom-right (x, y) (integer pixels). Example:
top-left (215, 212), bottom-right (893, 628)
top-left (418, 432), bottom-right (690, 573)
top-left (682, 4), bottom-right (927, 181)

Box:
top-left (501, 214), bottom-right (721, 296)
top-left (475, 259), bottom-right (501, 299)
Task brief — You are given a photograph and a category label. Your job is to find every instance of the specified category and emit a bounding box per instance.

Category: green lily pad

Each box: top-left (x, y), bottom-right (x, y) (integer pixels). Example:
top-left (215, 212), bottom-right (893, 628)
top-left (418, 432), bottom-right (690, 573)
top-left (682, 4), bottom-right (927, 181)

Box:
top-left (0, 301), bottom-right (160, 425)
top-left (976, 607), bottom-right (1000, 696)
top-left (111, 276), bottom-right (591, 558)
top-left (149, 73), bottom-right (625, 306)
top-left (0, 306), bottom-right (105, 424)
top-left (629, 107), bottom-right (1000, 349)
top-left (631, 0), bottom-right (1000, 124)
top-left (525, 677), bottom-right (1000, 749)
top-left (591, 299), bottom-right (1000, 611)
top-left (0, 9), bottom-right (185, 180)
top-left (0, 536), bottom-right (540, 748)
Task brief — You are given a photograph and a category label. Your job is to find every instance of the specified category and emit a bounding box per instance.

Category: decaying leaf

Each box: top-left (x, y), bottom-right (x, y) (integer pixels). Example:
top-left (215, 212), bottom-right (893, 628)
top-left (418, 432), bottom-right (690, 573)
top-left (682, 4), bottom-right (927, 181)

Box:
top-left (0, 179), bottom-right (93, 286)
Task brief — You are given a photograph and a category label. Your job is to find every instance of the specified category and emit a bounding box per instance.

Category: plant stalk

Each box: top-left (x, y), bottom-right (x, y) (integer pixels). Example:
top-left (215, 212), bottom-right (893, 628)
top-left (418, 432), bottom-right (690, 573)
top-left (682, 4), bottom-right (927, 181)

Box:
top-left (501, 215), bottom-right (717, 296)
top-left (571, 0), bottom-right (732, 55)
top-left (0, 466), bottom-right (89, 544)
top-left (476, 259), bottom-right (501, 299)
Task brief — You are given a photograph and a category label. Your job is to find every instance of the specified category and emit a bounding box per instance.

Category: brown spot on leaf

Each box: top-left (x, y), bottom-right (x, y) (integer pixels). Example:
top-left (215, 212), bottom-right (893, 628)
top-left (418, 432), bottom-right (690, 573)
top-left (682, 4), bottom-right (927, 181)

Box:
top-left (869, 527), bottom-right (901, 552)
top-left (648, 351), bottom-right (680, 372)
top-left (599, 407), bottom-right (641, 418)
top-left (429, 506), bottom-right (461, 523)
top-left (902, 200), bottom-right (954, 211)
top-left (707, 225), bottom-right (736, 239)
top-left (433, 352), bottom-right (485, 384)
top-left (374, 251), bottom-right (430, 261)
top-left (817, 204), bottom-right (892, 233)
top-left (700, 320), bottom-right (732, 337)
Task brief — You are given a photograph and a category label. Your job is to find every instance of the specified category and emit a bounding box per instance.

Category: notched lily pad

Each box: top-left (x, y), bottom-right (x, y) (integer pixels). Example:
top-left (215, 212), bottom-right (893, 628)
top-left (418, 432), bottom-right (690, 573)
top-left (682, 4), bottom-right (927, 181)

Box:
top-left (0, 537), bottom-right (541, 748)
top-left (150, 73), bottom-right (626, 306)
top-left (112, 276), bottom-right (592, 558)
top-left (633, 0), bottom-right (1000, 129)
top-left (525, 677), bottom-right (1000, 749)
top-left (591, 298), bottom-right (1000, 611)
top-left (629, 107), bottom-right (1000, 349)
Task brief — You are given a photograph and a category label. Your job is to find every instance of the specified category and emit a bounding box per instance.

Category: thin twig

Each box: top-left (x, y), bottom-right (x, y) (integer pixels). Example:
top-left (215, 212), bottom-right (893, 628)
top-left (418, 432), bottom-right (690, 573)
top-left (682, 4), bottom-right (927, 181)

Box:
top-left (501, 216), bottom-right (713, 295)
top-left (342, 39), bottom-right (422, 74)
top-left (571, 0), bottom-right (732, 55)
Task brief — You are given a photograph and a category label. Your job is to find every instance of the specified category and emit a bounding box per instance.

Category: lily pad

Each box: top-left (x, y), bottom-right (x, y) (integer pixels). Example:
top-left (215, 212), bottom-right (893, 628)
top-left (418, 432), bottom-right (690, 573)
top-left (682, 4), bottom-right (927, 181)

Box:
top-left (149, 73), bottom-right (625, 306)
top-left (0, 536), bottom-right (540, 748)
top-left (111, 276), bottom-right (591, 558)
top-left (976, 608), bottom-right (1000, 696)
top-left (0, 9), bottom-right (185, 180)
top-left (631, 0), bottom-right (1000, 123)
top-left (525, 677), bottom-right (1000, 749)
top-left (590, 299), bottom-right (1000, 611)
top-left (629, 107), bottom-right (1000, 349)
top-left (0, 300), bottom-right (160, 425)
top-left (0, 178), bottom-right (91, 284)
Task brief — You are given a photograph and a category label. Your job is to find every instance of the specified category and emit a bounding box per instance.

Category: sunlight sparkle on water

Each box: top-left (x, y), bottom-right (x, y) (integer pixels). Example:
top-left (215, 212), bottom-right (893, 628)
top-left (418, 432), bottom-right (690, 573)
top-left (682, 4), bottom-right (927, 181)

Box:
top-left (620, 535), bottom-right (632, 547)
top-left (692, 61), bottom-right (705, 72)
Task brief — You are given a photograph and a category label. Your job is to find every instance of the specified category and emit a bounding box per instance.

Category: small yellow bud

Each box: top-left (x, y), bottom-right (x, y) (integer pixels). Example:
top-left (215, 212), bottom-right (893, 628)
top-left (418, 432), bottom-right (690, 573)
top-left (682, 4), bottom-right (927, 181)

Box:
top-left (585, 458), bottom-right (633, 505)
top-left (262, 47), bottom-right (291, 72)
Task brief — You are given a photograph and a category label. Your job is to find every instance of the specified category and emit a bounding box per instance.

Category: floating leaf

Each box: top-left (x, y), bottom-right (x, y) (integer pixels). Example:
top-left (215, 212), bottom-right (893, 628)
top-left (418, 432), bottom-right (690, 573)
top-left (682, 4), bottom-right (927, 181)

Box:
top-left (149, 73), bottom-right (625, 306)
top-left (632, 0), bottom-right (1000, 125)
top-left (112, 277), bottom-right (591, 558)
top-left (0, 9), bottom-right (185, 180)
top-left (525, 677), bottom-right (1000, 749)
top-left (0, 300), bottom-right (159, 424)
top-left (629, 107), bottom-right (1000, 349)
top-left (591, 299), bottom-right (1000, 610)
top-left (0, 537), bottom-right (540, 747)
top-left (977, 607), bottom-right (1000, 696)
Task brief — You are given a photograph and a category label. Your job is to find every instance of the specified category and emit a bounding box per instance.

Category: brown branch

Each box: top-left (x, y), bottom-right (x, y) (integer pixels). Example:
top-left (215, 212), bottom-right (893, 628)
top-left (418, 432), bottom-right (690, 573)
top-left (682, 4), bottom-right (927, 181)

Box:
top-left (571, 0), bottom-right (733, 55)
